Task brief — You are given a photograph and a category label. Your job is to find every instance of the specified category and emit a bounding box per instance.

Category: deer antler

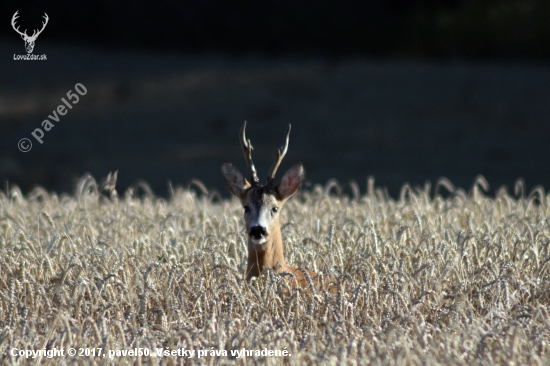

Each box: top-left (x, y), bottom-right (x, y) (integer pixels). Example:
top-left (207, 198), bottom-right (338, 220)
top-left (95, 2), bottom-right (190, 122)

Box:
top-left (11, 11), bottom-right (48, 40)
top-left (267, 124), bottom-right (291, 185)
top-left (11, 11), bottom-right (28, 38)
top-left (30, 13), bottom-right (49, 39)
top-left (240, 121), bottom-right (259, 184)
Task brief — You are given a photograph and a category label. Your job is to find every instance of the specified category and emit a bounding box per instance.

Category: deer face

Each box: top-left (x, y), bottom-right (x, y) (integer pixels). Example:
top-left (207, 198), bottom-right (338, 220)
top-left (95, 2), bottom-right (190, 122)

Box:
top-left (242, 187), bottom-right (280, 245)
top-left (22, 35), bottom-right (37, 53)
top-left (222, 162), bottom-right (304, 247)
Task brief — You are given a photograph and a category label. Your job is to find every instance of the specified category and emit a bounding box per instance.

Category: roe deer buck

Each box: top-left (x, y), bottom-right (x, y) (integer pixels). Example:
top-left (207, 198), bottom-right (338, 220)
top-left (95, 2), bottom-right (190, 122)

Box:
top-left (222, 122), bottom-right (333, 291)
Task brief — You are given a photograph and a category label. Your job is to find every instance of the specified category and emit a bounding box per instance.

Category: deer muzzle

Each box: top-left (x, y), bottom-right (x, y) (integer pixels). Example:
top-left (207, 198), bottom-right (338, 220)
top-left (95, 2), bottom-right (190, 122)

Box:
top-left (249, 226), bottom-right (267, 240)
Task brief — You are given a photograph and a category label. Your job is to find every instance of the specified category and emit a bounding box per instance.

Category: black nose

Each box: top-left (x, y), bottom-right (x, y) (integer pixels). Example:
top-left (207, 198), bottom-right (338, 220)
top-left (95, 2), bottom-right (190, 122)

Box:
top-left (249, 226), bottom-right (267, 239)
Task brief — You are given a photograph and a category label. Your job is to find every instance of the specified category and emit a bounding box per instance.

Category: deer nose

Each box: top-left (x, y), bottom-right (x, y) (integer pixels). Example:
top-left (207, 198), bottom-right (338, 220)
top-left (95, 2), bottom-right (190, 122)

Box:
top-left (249, 226), bottom-right (267, 239)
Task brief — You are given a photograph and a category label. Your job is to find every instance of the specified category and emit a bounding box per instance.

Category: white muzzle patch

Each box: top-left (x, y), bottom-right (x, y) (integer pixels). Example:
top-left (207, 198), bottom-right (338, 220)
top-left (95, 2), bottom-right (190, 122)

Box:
top-left (251, 237), bottom-right (267, 245)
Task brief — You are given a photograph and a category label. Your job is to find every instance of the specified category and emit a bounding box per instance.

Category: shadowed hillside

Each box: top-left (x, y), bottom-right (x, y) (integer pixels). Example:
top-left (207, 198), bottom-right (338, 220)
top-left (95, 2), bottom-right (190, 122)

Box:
top-left (1, 41), bottom-right (550, 196)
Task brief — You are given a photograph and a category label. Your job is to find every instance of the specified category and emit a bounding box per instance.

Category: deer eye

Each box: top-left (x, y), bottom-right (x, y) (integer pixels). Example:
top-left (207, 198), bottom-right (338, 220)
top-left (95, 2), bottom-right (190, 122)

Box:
top-left (272, 206), bottom-right (278, 213)
top-left (244, 205), bottom-right (251, 213)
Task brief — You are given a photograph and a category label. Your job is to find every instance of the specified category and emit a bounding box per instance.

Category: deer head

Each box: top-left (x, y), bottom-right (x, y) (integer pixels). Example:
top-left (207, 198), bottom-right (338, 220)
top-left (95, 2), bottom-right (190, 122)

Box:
top-left (222, 122), bottom-right (304, 280)
top-left (12, 11), bottom-right (49, 54)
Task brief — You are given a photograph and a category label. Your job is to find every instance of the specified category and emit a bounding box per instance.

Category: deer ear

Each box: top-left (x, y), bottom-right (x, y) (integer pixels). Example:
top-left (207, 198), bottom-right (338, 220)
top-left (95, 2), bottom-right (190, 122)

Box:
top-left (222, 162), bottom-right (251, 199)
top-left (275, 163), bottom-right (304, 201)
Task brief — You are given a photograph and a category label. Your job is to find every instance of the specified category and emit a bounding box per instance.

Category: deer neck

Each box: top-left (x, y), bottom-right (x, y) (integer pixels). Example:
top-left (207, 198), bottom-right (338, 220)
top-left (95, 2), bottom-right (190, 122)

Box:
top-left (246, 219), bottom-right (288, 279)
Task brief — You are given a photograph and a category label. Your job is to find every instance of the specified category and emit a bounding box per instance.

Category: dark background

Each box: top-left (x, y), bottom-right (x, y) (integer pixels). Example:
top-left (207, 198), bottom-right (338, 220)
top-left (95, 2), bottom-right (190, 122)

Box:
top-left (1, 0), bottom-right (550, 197)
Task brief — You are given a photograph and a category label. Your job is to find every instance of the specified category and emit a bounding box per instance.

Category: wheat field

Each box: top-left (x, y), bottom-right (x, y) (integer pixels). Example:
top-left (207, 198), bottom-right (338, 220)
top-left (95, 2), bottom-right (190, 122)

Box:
top-left (0, 175), bottom-right (549, 365)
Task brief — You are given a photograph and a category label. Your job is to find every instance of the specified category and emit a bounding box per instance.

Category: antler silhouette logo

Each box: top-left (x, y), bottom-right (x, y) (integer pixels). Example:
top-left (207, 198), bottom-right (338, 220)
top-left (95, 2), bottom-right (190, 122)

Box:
top-left (11, 11), bottom-right (49, 54)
